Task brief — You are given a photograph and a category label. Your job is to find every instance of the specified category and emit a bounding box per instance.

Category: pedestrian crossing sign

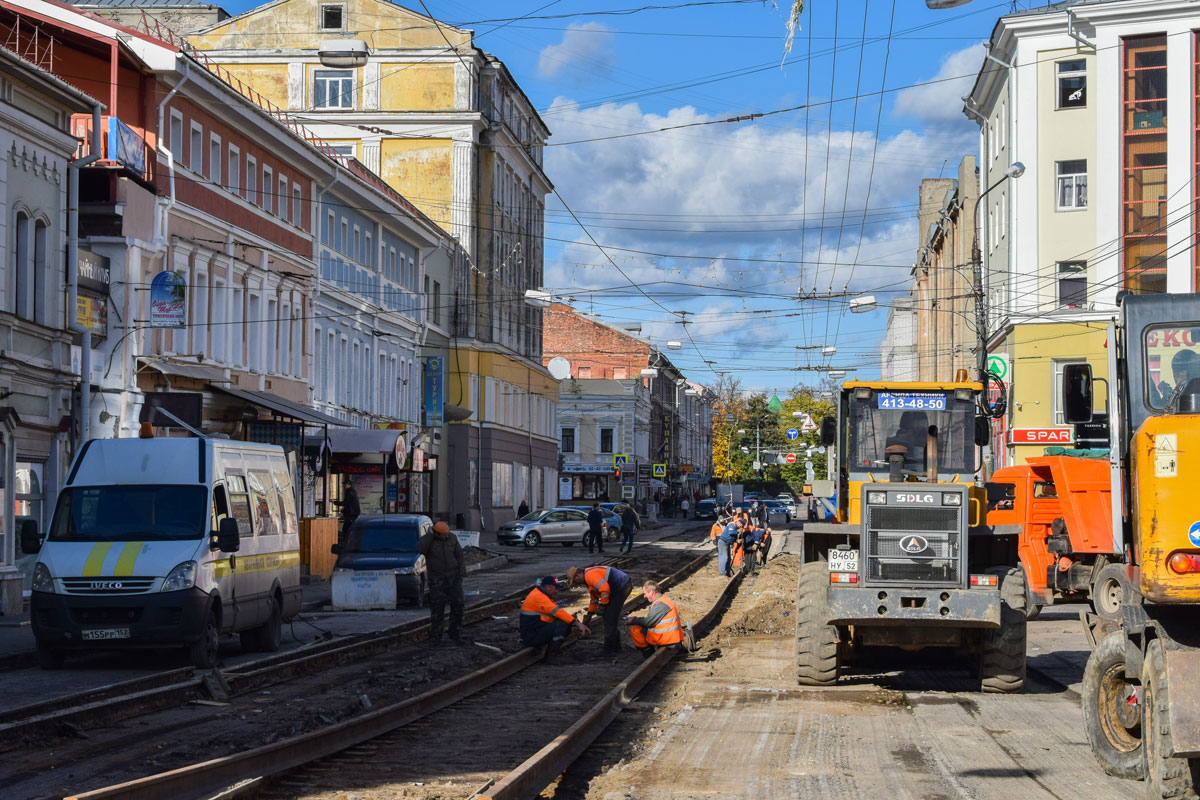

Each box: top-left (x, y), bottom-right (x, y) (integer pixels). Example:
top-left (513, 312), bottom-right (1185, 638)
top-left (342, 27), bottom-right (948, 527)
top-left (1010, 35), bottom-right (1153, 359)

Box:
top-left (614, 453), bottom-right (629, 469)
top-left (653, 463), bottom-right (666, 478)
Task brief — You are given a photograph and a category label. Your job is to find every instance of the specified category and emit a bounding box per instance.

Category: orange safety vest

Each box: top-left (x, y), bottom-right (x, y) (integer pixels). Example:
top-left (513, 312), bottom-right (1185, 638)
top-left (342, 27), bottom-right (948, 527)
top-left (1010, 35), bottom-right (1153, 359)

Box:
top-left (520, 587), bottom-right (574, 625)
top-left (710, 522), bottom-right (722, 540)
top-left (645, 595), bottom-right (684, 646)
top-left (584, 566), bottom-right (614, 613)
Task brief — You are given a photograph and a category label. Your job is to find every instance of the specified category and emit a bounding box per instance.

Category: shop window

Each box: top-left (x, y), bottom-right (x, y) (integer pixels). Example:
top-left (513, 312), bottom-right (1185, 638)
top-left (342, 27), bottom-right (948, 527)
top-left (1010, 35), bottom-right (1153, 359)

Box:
top-left (492, 461), bottom-right (513, 508)
top-left (1057, 59), bottom-right (1087, 108)
top-left (15, 462), bottom-right (45, 536)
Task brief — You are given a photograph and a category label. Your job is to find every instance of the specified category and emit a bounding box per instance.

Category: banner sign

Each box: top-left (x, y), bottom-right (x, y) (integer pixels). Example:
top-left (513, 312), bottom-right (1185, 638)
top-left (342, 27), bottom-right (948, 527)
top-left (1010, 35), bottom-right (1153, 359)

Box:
top-left (149, 270), bottom-right (186, 328)
top-left (1009, 428), bottom-right (1073, 444)
top-left (76, 292), bottom-right (108, 340)
top-left (77, 248), bottom-right (110, 294)
top-left (424, 356), bottom-right (444, 427)
top-left (108, 116), bottom-right (147, 175)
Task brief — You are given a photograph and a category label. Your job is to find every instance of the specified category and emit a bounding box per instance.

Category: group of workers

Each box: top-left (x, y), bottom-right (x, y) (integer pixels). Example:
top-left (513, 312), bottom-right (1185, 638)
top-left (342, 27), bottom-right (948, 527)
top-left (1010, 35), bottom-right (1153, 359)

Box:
top-left (519, 564), bottom-right (688, 660)
top-left (710, 505), bottom-right (773, 577)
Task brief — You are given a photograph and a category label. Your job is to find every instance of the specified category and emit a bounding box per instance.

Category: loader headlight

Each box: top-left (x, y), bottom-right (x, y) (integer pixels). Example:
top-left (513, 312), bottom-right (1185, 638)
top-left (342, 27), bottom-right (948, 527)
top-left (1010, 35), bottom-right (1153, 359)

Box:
top-left (942, 492), bottom-right (962, 506)
top-left (866, 491), bottom-right (887, 505)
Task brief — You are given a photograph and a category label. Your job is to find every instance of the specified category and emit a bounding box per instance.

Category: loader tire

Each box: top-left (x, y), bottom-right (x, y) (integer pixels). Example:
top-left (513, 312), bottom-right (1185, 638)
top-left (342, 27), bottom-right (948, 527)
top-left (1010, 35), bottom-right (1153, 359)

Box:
top-left (1143, 638), bottom-right (1200, 799)
top-left (1082, 631), bottom-right (1143, 779)
top-left (978, 566), bottom-right (1027, 693)
top-left (795, 560), bottom-right (839, 686)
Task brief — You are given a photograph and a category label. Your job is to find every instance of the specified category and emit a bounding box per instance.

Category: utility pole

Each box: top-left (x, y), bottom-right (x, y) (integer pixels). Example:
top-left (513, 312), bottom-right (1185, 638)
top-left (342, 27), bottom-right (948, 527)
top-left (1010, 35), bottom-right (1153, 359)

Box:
top-left (972, 162), bottom-right (1025, 384)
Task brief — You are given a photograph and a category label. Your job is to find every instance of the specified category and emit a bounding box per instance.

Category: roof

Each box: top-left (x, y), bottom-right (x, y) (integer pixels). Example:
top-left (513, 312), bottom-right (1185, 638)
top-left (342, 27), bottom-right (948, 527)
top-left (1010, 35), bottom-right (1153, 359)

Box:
top-left (0, 43), bottom-right (102, 111)
top-left (63, 0), bottom-right (224, 7)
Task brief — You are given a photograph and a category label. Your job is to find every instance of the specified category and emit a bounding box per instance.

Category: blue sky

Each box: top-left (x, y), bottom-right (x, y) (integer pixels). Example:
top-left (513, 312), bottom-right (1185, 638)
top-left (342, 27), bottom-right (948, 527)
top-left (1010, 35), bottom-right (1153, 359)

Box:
top-left (221, 0), bottom-right (1019, 392)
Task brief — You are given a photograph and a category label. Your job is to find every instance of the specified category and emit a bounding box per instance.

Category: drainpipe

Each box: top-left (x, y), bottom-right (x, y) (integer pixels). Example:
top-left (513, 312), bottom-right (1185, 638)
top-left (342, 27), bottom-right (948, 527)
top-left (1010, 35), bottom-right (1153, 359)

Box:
top-left (1066, 9), bottom-right (1096, 50)
top-left (155, 59), bottom-right (190, 207)
top-left (68, 104), bottom-right (104, 442)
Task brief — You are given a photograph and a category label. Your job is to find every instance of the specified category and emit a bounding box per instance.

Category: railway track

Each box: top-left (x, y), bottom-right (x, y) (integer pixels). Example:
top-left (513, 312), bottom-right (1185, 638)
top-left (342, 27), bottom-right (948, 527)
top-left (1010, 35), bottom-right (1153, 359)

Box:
top-left (0, 552), bottom-right (668, 751)
top-left (61, 549), bottom-right (737, 800)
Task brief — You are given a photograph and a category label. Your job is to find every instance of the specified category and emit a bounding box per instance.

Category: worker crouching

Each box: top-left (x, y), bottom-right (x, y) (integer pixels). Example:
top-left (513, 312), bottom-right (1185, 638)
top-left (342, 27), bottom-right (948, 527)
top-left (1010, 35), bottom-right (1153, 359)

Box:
top-left (520, 576), bottom-right (590, 649)
top-left (625, 581), bottom-right (686, 659)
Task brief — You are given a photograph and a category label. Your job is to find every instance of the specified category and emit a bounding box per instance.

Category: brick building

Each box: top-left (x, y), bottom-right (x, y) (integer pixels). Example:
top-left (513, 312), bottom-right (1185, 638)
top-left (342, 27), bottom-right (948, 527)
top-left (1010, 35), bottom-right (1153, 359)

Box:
top-left (543, 303), bottom-right (712, 504)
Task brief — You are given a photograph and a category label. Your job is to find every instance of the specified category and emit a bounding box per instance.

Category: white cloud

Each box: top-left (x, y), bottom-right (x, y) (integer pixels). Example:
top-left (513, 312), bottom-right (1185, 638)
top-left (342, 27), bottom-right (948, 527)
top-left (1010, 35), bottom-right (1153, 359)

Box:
top-left (537, 23), bottom-right (616, 82)
top-left (540, 98), bottom-right (977, 383)
top-left (893, 43), bottom-right (984, 123)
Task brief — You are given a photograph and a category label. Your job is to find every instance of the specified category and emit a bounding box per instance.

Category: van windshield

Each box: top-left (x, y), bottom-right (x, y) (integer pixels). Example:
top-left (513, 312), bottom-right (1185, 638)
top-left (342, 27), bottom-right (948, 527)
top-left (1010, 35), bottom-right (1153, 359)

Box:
top-left (49, 485), bottom-right (208, 542)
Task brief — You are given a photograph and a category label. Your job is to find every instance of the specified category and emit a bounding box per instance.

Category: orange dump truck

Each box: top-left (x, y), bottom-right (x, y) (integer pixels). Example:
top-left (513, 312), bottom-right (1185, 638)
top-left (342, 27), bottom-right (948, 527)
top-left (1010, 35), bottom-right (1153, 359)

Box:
top-left (989, 454), bottom-right (1126, 620)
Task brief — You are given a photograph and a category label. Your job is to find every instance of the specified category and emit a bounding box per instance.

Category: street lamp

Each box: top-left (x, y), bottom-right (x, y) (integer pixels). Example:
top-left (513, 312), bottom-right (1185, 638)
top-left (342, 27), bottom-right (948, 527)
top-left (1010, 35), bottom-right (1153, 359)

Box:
top-left (973, 161), bottom-right (1025, 385)
top-left (849, 296), bottom-right (877, 314)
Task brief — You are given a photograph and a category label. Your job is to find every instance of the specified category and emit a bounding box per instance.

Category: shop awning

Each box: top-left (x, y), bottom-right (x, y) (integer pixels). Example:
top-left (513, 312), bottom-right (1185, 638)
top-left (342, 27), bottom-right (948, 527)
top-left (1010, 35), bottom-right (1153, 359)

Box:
top-left (324, 428), bottom-right (406, 454)
top-left (138, 357), bottom-right (226, 382)
top-left (209, 385), bottom-right (348, 427)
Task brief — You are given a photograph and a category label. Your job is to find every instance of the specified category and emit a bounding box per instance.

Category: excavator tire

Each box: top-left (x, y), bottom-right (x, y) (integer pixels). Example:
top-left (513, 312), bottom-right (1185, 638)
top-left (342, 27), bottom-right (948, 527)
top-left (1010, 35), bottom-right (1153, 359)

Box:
top-left (795, 560), bottom-right (839, 686)
top-left (978, 566), bottom-right (1027, 693)
top-left (1082, 631), bottom-right (1143, 779)
top-left (1143, 638), bottom-right (1200, 799)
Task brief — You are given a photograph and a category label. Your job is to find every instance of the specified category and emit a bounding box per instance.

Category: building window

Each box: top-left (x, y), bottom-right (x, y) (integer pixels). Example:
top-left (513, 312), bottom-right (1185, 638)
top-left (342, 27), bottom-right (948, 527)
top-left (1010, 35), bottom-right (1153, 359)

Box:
top-left (1056, 160), bottom-right (1087, 210)
top-left (228, 145), bottom-right (240, 193)
top-left (432, 280), bottom-right (441, 324)
top-left (292, 183), bottom-right (302, 227)
top-left (263, 166), bottom-right (273, 214)
top-left (1057, 59), bottom-right (1087, 108)
top-left (1057, 261), bottom-right (1088, 309)
top-left (492, 461), bottom-right (513, 509)
top-left (169, 111), bottom-right (183, 160)
top-left (319, 3), bottom-right (344, 30)
top-left (189, 122), bottom-right (203, 173)
top-left (246, 156), bottom-right (258, 204)
top-left (209, 135), bottom-right (221, 184)
top-left (313, 70), bottom-right (354, 109)
top-left (364, 232), bottom-right (372, 266)
top-left (1123, 35), bottom-right (1167, 294)
top-left (11, 211), bottom-right (29, 317)
top-left (1053, 359), bottom-right (1088, 424)
top-left (278, 174), bottom-right (289, 220)
top-left (599, 427), bottom-right (614, 454)
top-left (561, 427), bottom-right (575, 454)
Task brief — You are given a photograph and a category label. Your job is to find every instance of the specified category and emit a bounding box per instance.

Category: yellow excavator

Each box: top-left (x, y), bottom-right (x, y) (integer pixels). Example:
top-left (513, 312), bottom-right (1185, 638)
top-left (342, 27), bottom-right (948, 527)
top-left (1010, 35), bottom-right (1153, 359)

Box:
top-left (1067, 293), bottom-right (1200, 798)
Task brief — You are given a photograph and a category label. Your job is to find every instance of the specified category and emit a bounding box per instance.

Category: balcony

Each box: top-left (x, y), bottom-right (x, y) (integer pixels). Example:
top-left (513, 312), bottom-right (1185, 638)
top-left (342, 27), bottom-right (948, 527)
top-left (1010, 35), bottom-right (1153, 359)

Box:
top-left (72, 114), bottom-right (155, 186)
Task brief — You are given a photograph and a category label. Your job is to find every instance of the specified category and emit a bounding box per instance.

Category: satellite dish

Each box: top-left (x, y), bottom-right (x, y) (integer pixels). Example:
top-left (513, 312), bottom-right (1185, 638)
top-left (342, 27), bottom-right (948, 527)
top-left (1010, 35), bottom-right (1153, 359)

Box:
top-left (547, 357), bottom-right (571, 380)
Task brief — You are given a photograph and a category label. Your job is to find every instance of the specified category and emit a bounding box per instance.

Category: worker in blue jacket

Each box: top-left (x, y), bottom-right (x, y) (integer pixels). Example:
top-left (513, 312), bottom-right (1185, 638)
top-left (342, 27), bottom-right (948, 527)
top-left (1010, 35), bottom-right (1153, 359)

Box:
top-left (716, 517), bottom-right (744, 577)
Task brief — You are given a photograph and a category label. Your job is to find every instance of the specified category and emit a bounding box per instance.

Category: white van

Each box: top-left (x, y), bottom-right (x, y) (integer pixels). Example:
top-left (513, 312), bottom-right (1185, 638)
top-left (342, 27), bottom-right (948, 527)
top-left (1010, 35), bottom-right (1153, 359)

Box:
top-left (21, 436), bottom-right (302, 669)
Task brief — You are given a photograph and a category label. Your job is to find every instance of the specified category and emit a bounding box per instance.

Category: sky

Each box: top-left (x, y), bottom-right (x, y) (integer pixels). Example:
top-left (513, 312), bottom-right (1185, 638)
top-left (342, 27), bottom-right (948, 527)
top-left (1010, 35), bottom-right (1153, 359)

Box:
top-left (219, 0), bottom-right (1029, 393)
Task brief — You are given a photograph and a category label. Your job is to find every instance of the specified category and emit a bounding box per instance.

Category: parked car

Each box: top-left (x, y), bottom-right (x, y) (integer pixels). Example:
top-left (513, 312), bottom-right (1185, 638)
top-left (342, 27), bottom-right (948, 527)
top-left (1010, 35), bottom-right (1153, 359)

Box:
top-left (743, 491), bottom-right (768, 501)
top-left (497, 507), bottom-right (592, 547)
top-left (762, 500), bottom-right (792, 526)
top-left (332, 514), bottom-right (430, 606)
top-left (776, 495), bottom-right (798, 516)
top-left (694, 499), bottom-right (718, 520)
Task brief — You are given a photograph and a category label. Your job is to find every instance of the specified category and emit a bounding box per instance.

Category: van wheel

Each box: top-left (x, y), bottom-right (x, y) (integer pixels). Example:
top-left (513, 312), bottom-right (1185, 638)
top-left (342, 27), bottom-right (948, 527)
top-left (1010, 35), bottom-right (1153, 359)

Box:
top-left (189, 611), bottom-right (219, 669)
top-left (36, 642), bottom-right (65, 670)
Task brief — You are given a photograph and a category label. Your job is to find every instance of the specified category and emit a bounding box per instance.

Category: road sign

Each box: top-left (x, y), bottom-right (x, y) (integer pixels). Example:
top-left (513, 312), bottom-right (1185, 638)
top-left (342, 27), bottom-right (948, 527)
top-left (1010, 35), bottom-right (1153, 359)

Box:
top-left (652, 463), bottom-right (666, 478)
top-left (622, 485), bottom-right (635, 499)
top-left (785, 453), bottom-right (796, 464)
top-left (804, 460), bottom-right (813, 469)
top-left (786, 428), bottom-right (799, 440)
top-left (613, 453), bottom-right (628, 469)
top-left (801, 418), bottom-right (818, 432)
top-left (987, 353), bottom-right (1009, 382)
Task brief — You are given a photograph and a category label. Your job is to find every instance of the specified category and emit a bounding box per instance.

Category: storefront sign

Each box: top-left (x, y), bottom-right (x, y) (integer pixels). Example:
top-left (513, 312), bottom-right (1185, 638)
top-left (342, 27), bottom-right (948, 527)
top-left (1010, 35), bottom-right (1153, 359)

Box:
top-left (680, 464), bottom-right (695, 474)
top-left (76, 292), bottom-right (108, 340)
top-left (332, 462), bottom-right (385, 475)
top-left (149, 270), bottom-right (186, 328)
top-left (424, 356), bottom-right (444, 427)
top-left (561, 463), bottom-right (611, 474)
top-left (78, 248), bottom-right (110, 294)
top-left (1009, 428), bottom-right (1073, 444)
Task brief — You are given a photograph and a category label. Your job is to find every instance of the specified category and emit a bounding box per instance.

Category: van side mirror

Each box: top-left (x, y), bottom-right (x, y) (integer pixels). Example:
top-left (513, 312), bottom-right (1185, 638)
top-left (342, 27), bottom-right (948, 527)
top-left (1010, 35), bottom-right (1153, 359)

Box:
top-left (19, 519), bottom-right (40, 555)
top-left (216, 517), bottom-right (240, 553)
top-left (1062, 363), bottom-right (1094, 424)
top-left (819, 416), bottom-right (836, 447)
top-left (330, 543), bottom-right (342, 555)
top-left (975, 417), bottom-right (991, 447)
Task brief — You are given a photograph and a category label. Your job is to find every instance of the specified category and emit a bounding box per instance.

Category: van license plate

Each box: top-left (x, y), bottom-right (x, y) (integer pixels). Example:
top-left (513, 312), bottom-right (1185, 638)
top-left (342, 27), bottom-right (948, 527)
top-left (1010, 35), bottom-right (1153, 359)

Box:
top-left (828, 550), bottom-right (859, 572)
top-left (82, 628), bottom-right (130, 640)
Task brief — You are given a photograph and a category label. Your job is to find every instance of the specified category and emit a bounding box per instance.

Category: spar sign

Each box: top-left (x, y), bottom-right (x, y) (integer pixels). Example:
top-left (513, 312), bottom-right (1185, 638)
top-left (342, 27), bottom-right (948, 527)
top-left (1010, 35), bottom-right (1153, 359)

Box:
top-left (1009, 428), bottom-right (1073, 445)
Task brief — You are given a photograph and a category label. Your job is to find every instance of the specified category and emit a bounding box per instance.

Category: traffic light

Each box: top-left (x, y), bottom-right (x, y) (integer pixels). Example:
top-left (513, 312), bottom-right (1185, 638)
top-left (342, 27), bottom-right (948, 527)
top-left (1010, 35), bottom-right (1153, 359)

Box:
top-left (614, 467), bottom-right (622, 481)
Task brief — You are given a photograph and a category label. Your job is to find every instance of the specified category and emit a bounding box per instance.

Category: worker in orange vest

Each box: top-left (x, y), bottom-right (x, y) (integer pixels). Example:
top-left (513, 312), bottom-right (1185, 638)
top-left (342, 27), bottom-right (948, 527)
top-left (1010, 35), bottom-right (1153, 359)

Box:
top-left (568, 564), bottom-right (633, 652)
top-left (520, 576), bottom-right (590, 649)
top-left (625, 580), bottom-right (686, 659)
